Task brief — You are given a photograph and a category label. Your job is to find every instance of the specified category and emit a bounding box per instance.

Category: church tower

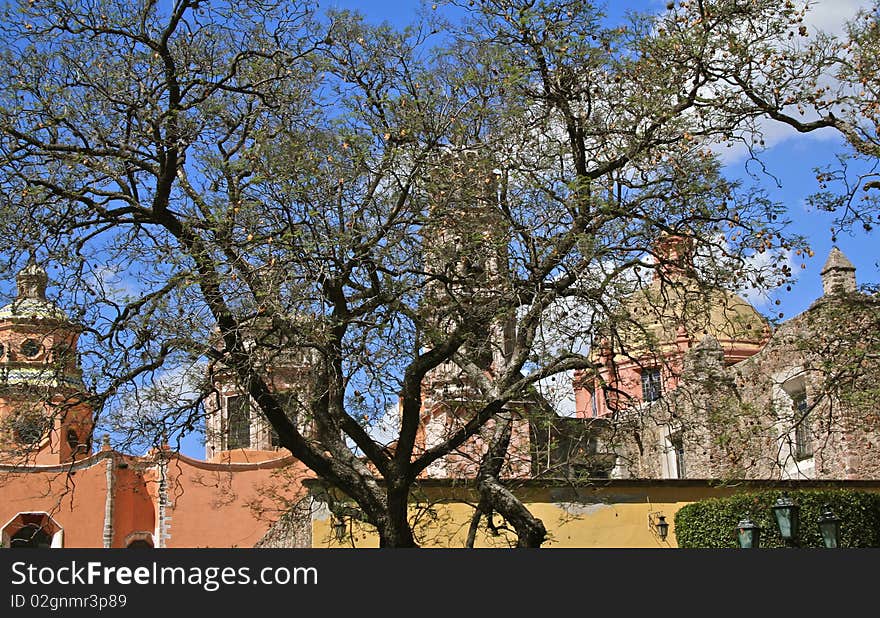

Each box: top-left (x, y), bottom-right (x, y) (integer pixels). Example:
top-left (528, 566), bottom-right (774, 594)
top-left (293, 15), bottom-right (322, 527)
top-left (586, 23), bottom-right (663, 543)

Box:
top-left (420, 150), bottom-right (515, 390)
top-left (0, 261), bottom-right (92, 464)
top-left (417, 150), bottom-right (532, 478)
top-left (203, 324), bottom-right (315, 462)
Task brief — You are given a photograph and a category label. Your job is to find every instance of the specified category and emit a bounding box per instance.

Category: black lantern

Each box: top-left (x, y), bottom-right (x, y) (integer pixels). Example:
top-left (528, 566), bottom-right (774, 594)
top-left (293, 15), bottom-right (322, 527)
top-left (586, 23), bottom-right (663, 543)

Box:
top-left (736, 517), bottom-right (761, 548)
top-left (771, 493), bottom-right (800, 543)
top-left (818, 505), bottom-right (841, 548)
top-left (649, 512), bottom-right (670, 542)
top-left (332, 517), bottom-right (347, 543)
top-left (656, 515), bottom-right (669, 542)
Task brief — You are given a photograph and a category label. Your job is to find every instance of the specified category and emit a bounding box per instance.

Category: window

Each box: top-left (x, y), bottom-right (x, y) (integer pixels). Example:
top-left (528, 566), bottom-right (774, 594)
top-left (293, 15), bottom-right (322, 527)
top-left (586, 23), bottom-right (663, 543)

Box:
top-left (793, 393), bottom-right (812, 460)
top-left (20, 339), bottom-right (42, 359)
top-left (10, 412), bottom-right (46, 445)
top-left (671, 433), bottom-right (686, 479)
top-left (641, 368), bottom-right (662, 402)
top-left (127, 540), bottom-right (153, 548)
top-left (10, 524), bottom-right (52, 548)
top-left (2, 513), bottom-right (63, 548)
top-left (226, 396), bottom-right (251, 450)
top-left (123, 532), bottom-right (154, 548)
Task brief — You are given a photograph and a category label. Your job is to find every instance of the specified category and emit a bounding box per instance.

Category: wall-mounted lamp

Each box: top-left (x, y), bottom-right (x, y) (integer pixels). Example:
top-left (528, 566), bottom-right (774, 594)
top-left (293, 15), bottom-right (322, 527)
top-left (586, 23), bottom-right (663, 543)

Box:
top-left (648, 512), bottom-right (669, 542)
top-left (332, 516), bottom-right (347, 543)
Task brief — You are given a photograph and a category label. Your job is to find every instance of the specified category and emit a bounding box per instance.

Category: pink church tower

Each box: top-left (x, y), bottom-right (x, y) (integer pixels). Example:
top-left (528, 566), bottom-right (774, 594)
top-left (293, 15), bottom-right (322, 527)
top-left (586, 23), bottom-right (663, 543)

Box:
top-left (0, 260), bottom-right (93, 464)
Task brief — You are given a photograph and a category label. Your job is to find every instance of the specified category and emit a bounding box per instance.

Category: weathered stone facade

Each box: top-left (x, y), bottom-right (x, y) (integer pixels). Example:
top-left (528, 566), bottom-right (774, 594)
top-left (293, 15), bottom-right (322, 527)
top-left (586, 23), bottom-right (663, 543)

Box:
top-left (606, 249), bottom-right (880, 482)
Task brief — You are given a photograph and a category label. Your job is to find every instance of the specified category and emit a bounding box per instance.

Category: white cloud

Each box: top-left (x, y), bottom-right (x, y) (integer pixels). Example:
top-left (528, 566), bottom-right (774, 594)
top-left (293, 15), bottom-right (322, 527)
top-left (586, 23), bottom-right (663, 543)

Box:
top-left (714, 117), bottom-right (842, 166)
top-left (712, 0), bottom-right (872, 165)
top-left (87, 264), bottom-right (142, 304)
top-left (365, 402), bottom-right (401, 447)
top-left (803, 0), bottom-right (871, 36)
top-left (112, 363), bottom-right (204, 425)
top-left (535, 370), bottom-right (577, 417)
top-left (738, 247), bottom-right (797, 309)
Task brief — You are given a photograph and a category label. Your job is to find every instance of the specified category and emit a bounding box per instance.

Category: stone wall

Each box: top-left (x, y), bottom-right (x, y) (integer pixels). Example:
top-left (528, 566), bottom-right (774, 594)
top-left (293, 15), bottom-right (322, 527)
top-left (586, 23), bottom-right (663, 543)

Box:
top-left (611, 290), bottom-right (880, 481)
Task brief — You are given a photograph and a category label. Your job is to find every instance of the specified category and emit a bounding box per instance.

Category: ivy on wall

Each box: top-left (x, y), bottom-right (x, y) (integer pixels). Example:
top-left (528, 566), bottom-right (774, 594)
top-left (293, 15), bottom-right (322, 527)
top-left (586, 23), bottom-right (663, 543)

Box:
top-left (675, 489), bottom-right (880, 548)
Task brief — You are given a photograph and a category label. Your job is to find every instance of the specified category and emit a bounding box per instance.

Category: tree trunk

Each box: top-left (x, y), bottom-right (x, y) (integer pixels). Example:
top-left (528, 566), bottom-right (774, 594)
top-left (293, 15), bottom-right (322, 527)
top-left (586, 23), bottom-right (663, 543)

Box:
top-left (473, 413), bottom-right (547, 548)
top-left (377, 480), bottom-right (419, 548)
top-left (477, 476), bottom-right (546, 547)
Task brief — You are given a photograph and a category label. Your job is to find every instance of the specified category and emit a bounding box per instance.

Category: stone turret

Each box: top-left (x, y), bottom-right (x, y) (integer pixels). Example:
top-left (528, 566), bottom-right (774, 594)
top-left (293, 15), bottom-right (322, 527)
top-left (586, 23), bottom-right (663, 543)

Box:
top-left (820, 247), bottom-right (857, 296)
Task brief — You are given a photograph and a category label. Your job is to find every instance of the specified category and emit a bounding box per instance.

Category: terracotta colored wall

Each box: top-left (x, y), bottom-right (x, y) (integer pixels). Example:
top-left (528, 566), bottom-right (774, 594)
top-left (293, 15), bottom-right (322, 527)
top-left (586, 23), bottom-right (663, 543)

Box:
top-left (161, 455), bottom-right (311, 548)
top-left (111, 462), bottom-right (157, 548)
top-left (0, 455), bottom-right (109, 547)
top-left (1, 451), bottom-right (313, 548)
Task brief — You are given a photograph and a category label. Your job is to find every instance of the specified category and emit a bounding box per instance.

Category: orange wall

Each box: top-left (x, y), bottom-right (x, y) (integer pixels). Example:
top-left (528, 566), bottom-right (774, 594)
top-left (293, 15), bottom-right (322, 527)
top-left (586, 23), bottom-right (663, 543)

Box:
top-left (111, 462), bottom-right (156, 548)
top-left (0, 455), bottom-right (109, 547)
top-left (1, 451), bottom-right (313, 548)
top-left (161, 455), bottom-right (311, 548)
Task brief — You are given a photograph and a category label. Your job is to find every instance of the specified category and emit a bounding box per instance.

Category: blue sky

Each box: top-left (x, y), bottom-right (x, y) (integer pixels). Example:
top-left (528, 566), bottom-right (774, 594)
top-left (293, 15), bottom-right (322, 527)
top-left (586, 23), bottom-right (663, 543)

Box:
top-left (172, 0), bottom-right (879, 458)
top-left (319, 0), bottom-right (878, 319)
top-left (152, 0), bottom-right (880, 458)
top-left (3, 0), bottom-right (873, 458)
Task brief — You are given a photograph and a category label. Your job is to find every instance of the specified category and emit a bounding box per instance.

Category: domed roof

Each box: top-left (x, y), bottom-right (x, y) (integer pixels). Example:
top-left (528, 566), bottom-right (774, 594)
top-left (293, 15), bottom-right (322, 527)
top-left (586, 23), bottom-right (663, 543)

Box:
top-left (0, 297), bottom-right (70, 321)
top-left (598, 278), bottom-right (769, 363)
top-left (0, 261), bottom-right (71, 322)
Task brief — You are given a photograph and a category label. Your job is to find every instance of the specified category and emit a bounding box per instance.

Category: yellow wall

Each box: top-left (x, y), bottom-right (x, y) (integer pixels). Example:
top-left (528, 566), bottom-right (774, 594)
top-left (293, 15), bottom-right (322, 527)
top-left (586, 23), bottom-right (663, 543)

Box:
top-left (310, 481), bottom-right (880, 548)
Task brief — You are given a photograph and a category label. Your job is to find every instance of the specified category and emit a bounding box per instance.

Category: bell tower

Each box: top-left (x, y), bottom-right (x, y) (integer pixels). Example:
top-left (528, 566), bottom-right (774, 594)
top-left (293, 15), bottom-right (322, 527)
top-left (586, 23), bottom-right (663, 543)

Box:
top-left (204, 323), bottom-right (316, 462)
top-left (417, 150), bottom-right (532, 478)
top-left (0, 260), bottom-right (92, 464)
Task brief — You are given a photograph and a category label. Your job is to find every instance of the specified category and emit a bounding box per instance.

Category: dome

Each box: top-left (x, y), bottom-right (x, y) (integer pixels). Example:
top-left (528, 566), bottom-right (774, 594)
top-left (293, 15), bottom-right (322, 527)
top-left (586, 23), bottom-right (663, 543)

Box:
top-left (598, 278), bottom-right (769, 364)
top-left (0, 261), bottom-right (70, 322)
top-left (0, 297), bottom-right (70, 322)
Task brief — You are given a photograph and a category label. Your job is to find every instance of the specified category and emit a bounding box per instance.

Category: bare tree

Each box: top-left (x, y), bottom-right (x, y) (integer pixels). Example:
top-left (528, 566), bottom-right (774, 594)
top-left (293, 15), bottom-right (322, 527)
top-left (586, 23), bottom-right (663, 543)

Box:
top-left (0, 0), bottom-right (819, 546)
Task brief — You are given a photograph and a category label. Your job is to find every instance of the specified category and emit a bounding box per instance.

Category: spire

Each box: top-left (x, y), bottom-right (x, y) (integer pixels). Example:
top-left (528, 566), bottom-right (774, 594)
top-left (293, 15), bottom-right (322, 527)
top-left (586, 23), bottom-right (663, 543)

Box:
top-left (820, 247), bottom-right (856, 296)
top-left (16, 258), bottom-right (48, 301)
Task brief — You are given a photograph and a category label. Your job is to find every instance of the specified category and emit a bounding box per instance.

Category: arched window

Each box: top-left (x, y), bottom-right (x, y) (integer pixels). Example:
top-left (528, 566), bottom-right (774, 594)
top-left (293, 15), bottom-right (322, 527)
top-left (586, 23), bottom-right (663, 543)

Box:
top-left (10, 524), bottom-right (51, 548)
top-left (123, 531), bottom-right (154, 548)
top-left (226, 396), bottom-right (250, 450)
top-left (127, 539), bottom-right (153, 548)
top-left (1, 513), bottom-right (63, 548)
top-left (792, 391), bottom-right (813, 461)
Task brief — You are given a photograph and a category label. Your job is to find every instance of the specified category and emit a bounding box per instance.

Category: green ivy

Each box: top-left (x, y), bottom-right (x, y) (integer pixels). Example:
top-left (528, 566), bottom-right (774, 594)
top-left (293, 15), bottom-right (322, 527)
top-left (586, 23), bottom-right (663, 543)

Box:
top-left (674, 489), bottom-right (880, 548)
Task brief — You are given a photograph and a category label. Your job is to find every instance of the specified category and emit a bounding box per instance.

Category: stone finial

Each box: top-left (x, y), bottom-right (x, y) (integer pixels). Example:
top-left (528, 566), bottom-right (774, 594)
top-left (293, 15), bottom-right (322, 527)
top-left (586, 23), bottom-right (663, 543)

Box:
top-left (16, 259), bottom-right (48, 300)
top-left (820, 247), bottom-right (856, 296)
top-left (683, 334), bottom-right (724, 375)
top-left (653, 233), bottom-right (694, 282)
